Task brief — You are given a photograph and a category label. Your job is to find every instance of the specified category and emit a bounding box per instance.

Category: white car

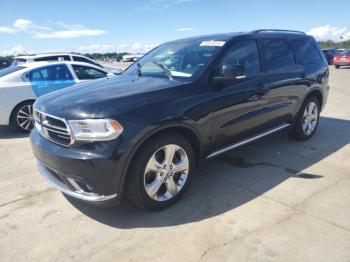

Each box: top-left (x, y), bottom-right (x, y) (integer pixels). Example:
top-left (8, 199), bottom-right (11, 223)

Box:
top-left (0, 61), bottom-right (112, 132)
top-left (12, 53), bottom-right (123, 75)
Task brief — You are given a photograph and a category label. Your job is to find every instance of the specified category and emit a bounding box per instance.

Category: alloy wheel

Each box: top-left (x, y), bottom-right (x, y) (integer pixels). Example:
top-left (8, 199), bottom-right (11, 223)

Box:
top-left (302, 101), bottom-right (318, 136)
top-left (16, 104), bottom-right (34, 131)
top-left (144, 144), bottom-right (189, 201)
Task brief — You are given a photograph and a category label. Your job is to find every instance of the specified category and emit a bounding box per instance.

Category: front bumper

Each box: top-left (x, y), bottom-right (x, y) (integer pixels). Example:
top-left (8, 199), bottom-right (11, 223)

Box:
top-left (30, 129), bottom-right (128, 206)
top-left (38, 162), bottom-right (117, 202)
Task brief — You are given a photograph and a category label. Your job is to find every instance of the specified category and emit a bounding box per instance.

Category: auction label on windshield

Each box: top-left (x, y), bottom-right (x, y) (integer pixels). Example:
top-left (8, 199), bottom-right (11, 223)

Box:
top-left (200, 40), bottom-right (225, 47)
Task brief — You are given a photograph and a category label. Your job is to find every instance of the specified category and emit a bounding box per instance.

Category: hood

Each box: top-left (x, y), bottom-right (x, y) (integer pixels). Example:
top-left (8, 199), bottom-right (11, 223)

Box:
top-left (34, 75), bottom-right (184, 119)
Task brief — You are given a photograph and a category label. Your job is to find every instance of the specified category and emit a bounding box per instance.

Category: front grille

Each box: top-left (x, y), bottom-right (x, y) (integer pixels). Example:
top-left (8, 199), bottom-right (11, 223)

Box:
top-left (34, 110), bottom-right (73, 146)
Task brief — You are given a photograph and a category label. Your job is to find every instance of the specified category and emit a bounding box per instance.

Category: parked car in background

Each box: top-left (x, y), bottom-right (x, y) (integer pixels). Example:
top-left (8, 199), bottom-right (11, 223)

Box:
top-left (31, 29), bottom-right (329, 210)
top-left (322, 48), bottom-right (337, 65)
top-left (0, 59), bottom-right (10, 69)
top-left (122, 54), bottom-right (144, 62)
top-left (0, 61), bottom-right (111, 132)
top-left (12, 53), bottom-right (104, 68)
top-left (12, 53), bottom-right (123, 75)
top-left (333, 49), bottom-right (350, 68)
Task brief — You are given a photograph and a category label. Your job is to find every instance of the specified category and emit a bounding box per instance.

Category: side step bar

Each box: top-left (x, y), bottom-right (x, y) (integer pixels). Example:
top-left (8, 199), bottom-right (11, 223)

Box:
top-left (206, 124), bottom-right (291, 159)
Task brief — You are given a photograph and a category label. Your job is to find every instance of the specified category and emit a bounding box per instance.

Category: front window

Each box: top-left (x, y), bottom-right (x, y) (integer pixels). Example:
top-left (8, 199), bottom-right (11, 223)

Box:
top-left (72, 65), bottom-right (107, 80)
top-left (124, 39), bottom-right (225, 79)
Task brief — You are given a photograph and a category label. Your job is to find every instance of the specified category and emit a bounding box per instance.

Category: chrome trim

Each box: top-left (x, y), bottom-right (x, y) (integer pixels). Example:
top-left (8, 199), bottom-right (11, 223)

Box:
top-left (206, 124), bottom-right (291, 159)
top-left (37, 163), bottom-right (117, 202)
top-left (34, 109), bottom-right (75, 146)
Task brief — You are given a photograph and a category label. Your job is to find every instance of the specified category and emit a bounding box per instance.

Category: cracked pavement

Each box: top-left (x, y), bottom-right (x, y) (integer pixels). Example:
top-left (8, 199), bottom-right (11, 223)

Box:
top-left (0, 66), bottom-right (349, 262)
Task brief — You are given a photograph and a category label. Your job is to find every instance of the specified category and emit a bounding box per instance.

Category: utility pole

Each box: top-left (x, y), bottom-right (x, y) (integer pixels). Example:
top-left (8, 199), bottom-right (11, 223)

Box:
top-left (340, 36), bottom-right (344, 49)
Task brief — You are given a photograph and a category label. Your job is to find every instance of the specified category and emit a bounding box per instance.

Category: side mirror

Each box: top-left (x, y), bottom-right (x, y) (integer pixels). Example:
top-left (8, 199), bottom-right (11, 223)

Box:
top-left (213, 64), bottom-right (246, 84)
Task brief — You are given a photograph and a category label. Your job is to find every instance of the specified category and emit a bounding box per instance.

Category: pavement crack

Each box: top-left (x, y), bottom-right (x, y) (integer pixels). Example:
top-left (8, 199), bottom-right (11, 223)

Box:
top-left (0, 188), bottom-right (55, 208)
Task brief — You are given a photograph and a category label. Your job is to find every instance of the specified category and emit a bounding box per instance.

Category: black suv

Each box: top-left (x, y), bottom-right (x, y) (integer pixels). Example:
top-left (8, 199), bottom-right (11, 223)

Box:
top-left (31, 29), bottom-right (329, 210)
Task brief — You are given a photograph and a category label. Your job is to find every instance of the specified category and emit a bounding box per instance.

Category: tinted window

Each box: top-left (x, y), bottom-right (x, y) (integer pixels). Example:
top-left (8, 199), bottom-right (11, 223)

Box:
top-left (262, 39), bottom-right (295, 70)
top-left (72, 56), bottom-right (100, 66)
top-left (35, 55), bottom-right (71, 62)
top-left (27, 65), bottom-right (73, 81)
top-left (72, 65), bottom-right (107, 80)
top-left (221, 40), bottom-right (260, 76)
top-left (290, 39), bottom-right (322, 64)
top-left (0, 66), bottom-right (25, 78)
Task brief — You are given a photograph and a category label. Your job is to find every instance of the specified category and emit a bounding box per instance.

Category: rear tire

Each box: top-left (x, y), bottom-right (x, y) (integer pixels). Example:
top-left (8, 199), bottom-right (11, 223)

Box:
top-left (11, 101), bottom-right (35, 133)
top-left (288, 96), bottom-right (320, 140)
top-left (126, 133), bottom-right (195, 210)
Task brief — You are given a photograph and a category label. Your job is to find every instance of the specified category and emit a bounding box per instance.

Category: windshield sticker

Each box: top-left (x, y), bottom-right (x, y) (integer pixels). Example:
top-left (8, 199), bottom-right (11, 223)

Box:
top-left (200, 40), bottom-right (225, 47)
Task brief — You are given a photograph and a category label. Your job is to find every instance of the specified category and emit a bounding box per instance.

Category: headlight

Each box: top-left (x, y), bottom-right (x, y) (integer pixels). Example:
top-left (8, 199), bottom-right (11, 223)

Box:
top-left (68, 119), bottom-right (123, 141)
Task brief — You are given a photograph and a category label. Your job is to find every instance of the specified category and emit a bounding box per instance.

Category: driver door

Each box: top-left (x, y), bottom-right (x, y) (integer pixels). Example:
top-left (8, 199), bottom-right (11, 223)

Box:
top-left (210, 39), bottom-right (272, 150)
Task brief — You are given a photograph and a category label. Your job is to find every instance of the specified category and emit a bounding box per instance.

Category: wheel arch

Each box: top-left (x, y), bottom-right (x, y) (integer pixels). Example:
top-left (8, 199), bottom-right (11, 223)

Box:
top-left (9, 99), bottom-right (36, 124)
top-left (118, 122), bottom-right (204, 198)
top-left (305, 89), bottom-right (323, 109)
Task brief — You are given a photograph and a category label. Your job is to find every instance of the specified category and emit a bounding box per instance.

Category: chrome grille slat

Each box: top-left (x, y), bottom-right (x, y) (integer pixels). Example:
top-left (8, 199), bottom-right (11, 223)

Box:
top-left (44, 126), bottom-right (70, 136)
top-left (42, 122), bottom-right (69, 132)
top-left (34, 109), bottom-right (73, 147)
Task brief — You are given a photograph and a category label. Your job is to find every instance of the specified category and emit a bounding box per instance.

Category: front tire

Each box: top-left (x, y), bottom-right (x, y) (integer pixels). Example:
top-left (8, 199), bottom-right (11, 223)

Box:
top-left (126, 134), bottom-right (195, 210)
top-left (335, 65), bottom-right (340, 69)
top-left (288, 96), bottom-right (320, 140)
top-left (11, 101), bottom-right (35, 132)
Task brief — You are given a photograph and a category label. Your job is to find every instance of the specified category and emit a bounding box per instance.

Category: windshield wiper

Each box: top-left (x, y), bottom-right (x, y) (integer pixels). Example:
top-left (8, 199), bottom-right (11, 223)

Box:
top-left (137, 62), bottom-right (142, 77)
top-left (153, 61), bottom-right (173, 80)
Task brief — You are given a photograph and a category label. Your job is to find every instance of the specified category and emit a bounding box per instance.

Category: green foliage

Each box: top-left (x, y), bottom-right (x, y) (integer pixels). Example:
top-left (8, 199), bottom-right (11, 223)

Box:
top-left (317, 40), bottom-right (350, 49)
top-left (83, 52), bottom-right (130, 61)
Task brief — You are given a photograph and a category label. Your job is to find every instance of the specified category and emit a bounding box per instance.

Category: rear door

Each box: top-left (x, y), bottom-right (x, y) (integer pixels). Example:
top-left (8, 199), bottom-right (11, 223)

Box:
top-left (26, 64), bottom-right (76, 96)
top-left (258, 37), bottom-right (304, 125)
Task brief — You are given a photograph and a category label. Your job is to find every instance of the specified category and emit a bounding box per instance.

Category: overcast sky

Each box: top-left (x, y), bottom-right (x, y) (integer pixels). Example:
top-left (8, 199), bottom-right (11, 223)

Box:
top-left (0, 0), bottom-right (349, 55)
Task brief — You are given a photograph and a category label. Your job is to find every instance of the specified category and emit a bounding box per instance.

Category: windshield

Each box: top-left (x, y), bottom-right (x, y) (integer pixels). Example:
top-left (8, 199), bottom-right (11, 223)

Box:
top-left (0, 65), bottom-right (25, 78)
top-left (124, 39), bottom-right (225, 79)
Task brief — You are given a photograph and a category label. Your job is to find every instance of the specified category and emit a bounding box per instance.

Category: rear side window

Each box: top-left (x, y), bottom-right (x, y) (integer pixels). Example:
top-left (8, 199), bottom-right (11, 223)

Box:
top-left (290, 39), bottom-right (322, 64)
top-left (34, 55), bottom-right (71, 62)
top-left (262, 39), bottom-right (295, 71)
top-left (72, 65), bottom-right (107, 80)
top-left (221, 39), bottom-right (260, 76)
top-left (27, 65), bottom-right (73, 81)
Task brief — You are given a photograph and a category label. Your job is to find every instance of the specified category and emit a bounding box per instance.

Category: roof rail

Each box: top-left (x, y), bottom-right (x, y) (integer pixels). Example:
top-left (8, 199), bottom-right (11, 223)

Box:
top-left (252, 29), bottom-right (306, 35)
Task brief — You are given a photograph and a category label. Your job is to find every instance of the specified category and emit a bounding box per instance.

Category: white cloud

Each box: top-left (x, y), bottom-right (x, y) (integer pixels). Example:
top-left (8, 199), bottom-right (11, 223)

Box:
top-left (0, 18), bottom-right (106, 39)
top-left (77, 43), bottom-right (158, 54)
top-left (78, 44), bottom-right (115, 53)
top-left (0, 44), bottom-right (26, 56)
top-left (176, 27), bottom-right (194, 32)
top-left (0, 26), bottom-right (15, 33)
top-left (308, 25), bottom-right (350, 42)
top-left (33, 29), bottom-right (106, 39)
top-left (13, 18), bottom-right (32, 31)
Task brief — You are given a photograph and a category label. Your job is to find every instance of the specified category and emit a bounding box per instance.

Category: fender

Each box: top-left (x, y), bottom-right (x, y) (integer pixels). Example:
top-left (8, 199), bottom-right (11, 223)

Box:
top-left (116, 121), bottom-right (205, 198)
